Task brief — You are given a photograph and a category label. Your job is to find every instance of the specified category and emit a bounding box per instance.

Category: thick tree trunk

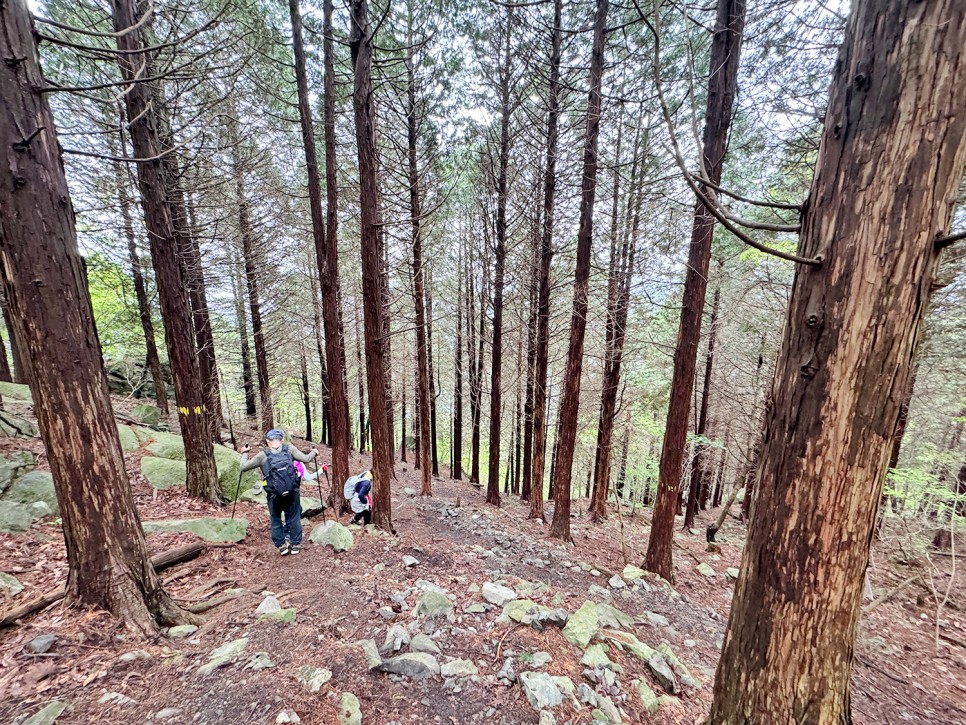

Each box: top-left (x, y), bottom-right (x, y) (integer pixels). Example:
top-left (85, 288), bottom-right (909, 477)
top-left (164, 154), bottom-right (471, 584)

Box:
top-left (710, 1), bottom-right (966, 720)
top-left (407, 50), bottom-right (433, 497)
top-left (521, 225), bottom-right (538, 500)
top-left (426, 277), bottom-right (439, 478)
top-left (0, 0), bottom-right (192, 630)
top-left (548, 0), bottom-right (609, 541)
top-left (293, 0), bottom-right (350, 508)
top-left (113, 128), bottom-right (168, 415)
top-left (684, 280), bottom-right (721, 528)
top-left (308, 250), bottom-right (330, 444)
top-left (529, 0), bottom-right (562, 522)
top-left (470, 252), bottom-right (487, 486)
top-left (400, 374), bottom-right (407, 462)
top-left (350, 0), bottom-right (394, 531)
top-left (354, 304), bottom-right (367, 452)
top-left (644, 0), bottom-right (745, 579)
top-left (111, 0), bottom-right (218, 502)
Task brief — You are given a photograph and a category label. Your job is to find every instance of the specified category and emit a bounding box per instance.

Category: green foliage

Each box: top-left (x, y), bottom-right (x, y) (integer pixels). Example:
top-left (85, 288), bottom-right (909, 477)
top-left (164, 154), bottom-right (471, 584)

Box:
top-left (86, 252), bottom-right (147, 361)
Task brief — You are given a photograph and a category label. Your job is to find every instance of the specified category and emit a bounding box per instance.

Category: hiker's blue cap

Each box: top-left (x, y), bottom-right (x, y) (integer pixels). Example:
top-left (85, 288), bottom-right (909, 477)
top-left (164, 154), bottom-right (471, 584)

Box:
top-left (266, 429), bottom-right (285, 440)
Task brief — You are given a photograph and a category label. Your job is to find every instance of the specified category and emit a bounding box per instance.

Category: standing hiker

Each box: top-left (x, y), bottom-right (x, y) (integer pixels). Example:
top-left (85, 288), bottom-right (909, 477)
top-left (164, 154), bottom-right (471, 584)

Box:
top-left (240, 429), bottom-right (318, 555)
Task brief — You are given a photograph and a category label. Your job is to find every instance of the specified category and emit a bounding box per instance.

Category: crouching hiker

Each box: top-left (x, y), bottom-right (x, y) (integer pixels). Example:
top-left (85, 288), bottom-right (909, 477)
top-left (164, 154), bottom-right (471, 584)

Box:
top-left (240, 429), bottom-right (318, 555)
top-left (344, 470), bottom-right (373, 525)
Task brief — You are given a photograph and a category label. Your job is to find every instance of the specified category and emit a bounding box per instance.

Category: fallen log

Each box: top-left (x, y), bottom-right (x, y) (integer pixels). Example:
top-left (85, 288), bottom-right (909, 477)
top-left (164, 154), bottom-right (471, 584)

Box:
top-left (0, 542), bottom-right (204, 627)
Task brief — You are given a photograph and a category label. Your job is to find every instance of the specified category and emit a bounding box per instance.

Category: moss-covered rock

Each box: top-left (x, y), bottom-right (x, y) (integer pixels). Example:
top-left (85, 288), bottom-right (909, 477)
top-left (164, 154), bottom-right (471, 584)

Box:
top-left (141, 517), bottom-right (248, 542)
top-left (145, 430), bottom-right (186, 460)
top-left (0, 411), bottom-right (37, 438)
top-left (310, 521), bottom-right (354, 551)
top-left (0, 451), bottom-right (33, 495)
top-left (132, 403), bottom-right (161, 426)
top-left (116, 424), bottom-right (139, 452)
top-left (141, 456), bottom-right (186, 489)
top-left (563, 601), bottom-right (599, 649)
top-left (0, 500), bottom-right (33, 533)
top-left (4, 471), bottom-right (58, 514)
top-left (0, 381), bottom-right (32, 402)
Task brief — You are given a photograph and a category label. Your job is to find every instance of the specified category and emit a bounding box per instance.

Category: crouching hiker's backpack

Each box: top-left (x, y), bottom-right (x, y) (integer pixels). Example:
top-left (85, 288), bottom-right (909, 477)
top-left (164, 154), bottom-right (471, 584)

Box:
top-left (262, 445), bottom-right (300, 500)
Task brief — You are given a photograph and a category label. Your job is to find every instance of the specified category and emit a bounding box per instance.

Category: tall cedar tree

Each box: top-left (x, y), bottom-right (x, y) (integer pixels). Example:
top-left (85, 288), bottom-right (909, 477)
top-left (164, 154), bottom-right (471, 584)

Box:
top-left (453, 240), bottom-right (464, 479)
top-left (291, 0), bottom-right (351, 507)
top-left (709, 0), bottom-right (966, 719)
top-left (548, 0), bottom-right (609, 540)
top-left (529, 0), bottom-right (563, 521)
top-left (350, 0), bottom-right (394, 531)
top-left (407, 36), bottom-right (434, 496)
top-left (0, 0), bottom-right (192, 629)
top-left (486, 12), bottom-right (514, 507)
top-left (111, 0), bottom-right (219, 501)
top-left (643, 0), bottom-right (746, 579)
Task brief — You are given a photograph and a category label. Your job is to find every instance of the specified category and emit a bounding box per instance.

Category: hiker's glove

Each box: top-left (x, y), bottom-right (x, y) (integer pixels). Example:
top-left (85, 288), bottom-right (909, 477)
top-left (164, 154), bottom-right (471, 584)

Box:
top-left (310, 448), bottom-right (318, 458)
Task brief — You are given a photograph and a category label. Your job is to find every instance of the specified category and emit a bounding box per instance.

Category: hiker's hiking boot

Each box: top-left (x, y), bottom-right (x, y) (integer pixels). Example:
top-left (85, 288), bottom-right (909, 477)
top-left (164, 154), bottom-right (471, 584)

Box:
top-left (278, 542), bottom-right (291, 556)
top-left (289, 545), bottom-right (301, 555)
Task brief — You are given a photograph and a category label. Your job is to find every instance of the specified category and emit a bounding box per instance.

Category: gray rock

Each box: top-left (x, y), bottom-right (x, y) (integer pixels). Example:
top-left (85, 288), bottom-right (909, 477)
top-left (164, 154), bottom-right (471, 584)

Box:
top-left (538, 712), bottom-right (557, 725)
top-left (647, 654), bottom-right (677, 693)
top-left (497, 656), bottom-right (516, 683)
top-left (142, 517), bottom-right (248, 543)
top-left (98, 692), bottom-right (137, 706)
top-left (275, 711), bottom-right (301, 724)
top-left (0, 572), bottom-right (24, 597)
top-left (530, 651), bottom-right (552, 668)
top-left (379, 652), bottom-right (440, 679)
top-left (563, 601), bottom-right (599, 649)
top-left (593, 694), bottom-right (622, 723)
top-left (310, 521), bottom-right (354, 551)
top-left (645, 611), bottom-right (669, 627)
top-left (402, 555), bottom-right (420, 568)
top-left (338, 693), bottom-right (362, 725)
top-left (622, 564), bottom-right (645, 581)
top-left (378, 606), bottom-right (395, 620)
top-left (481, 582), bottom-right (517, 606)
top-left (608, 575), bottom-right (625, 589)
top-left (156, 708), bottom-right (181, 720)
top-left (381, 624), bottom-right (411, 654)
top-left (0, 499), bottom-right (32, 533)
top-left (588, 584), bottom-right (612, 600)
top-left (578, 682), bottom-right (598, 705)
top-left (357, 639), bottom-right (382, 670)
top-left (404, 487), bottom-right (418, 496)
top-left (198, 637), bottom-right (248, 675)
top-left (412, 591), bottom-right (453, 618)
top-left (22, 701), bottom-right (68, 725)
top-left (29, 501), bottom-right (52, 520)
top-left (255, 595), bottom-right (282, 615)
top-left (118, 649), bottom-right (152, 663)
top-left (28, 634), bottom-right (57, 654)
top-left (519, 671), bottom-right (563, 710)
top-left (244, 652), bottom-right (276, 671)
top-left (726, 567), bottom-right (740, 581)
top-left (297, 665), bottom-right (332, 692)
top-left (167, 624), bottom-right (198, 640)
top-left (440, 658), bottom-right (478, 677)
top-left (597, 603), bottom-right (634, 631)
top-left (133, 403), bottom-right (162, 426)
top-left (465, 603), bottom-right (486, 614)
top-left (410, 634), bottom-right (441, 654)
top-left (696, 563), bottom-right (716, 577)
top-left (634, 680), bottom-right (660, 714)
top-left (581, 643), bottom-right (616, 670)
top-left (2, 472), bottom-right (56, 515)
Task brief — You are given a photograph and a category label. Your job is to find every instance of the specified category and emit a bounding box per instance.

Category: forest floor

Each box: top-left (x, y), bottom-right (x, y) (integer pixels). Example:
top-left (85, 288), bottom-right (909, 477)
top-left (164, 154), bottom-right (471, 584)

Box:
top-left (1, 408), bottom-right (965, 724)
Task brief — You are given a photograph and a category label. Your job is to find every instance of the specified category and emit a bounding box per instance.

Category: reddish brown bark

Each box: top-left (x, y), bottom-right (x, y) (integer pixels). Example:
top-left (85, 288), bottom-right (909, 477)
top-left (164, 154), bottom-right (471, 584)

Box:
top-left (350, 0), bottom-right (394, 531)
top-left (548, 0), bottom-right (609, 541)
top-left (644, 0), bottom-right (745, 579)
top-left (453, 243), bottom-right (464, 479)
top-left (111, 0), bottom-right (218, 502)
top-left (710, 0), bottom-right (966, 719)
top-left (1, 0), bottom-right (191, 630)
top-left (529, 0), bottom-right (562, 522)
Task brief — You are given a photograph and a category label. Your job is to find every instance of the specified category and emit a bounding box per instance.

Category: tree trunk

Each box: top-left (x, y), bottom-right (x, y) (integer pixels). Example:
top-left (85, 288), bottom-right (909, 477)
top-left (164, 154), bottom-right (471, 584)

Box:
top-left (486, 14), bottom-right (514, 508)
top-left (111, 0), bottom-right (218, 502)
top-left (548, 0), bottom-right (609, 541)
top-left (470, 249), bottom-right (488, 486)
top-left (453, 242), bottom-right (464, 480)
top-left (0, 326), bottom-right (10, 383)
top-left (354, 303), bottom-right (367, 452)
top-left (308, 246), bottom-right (330, 444)
top-left (529, 0), bottom-right (563, 522)
top-left (240, 190), bottom-right (272, 433)
top-left (521, 222), bottom-right (538, 500)
top-left (114, 124), bottom-right (168, 415)
top-left (400, 370), bottom-right (407, 463)
top-left (350, 0), bottom-right (394, 531)
top-left (644, 0), bottom-right (745, 579)
top-left (0, 0), bottom-right (192, 630)
top-left (0, 291), bottom-right (27, 385)
top-left (299, 340), bottom-right (312, 441)
top-left (407, 47), bottom-right (433, 497)
top-left (426, 275), bottom-right (439, 478)
top-left (710, 1), bottom-right (966, 719)
top-left (293, 0), bottom-right (350, 508)
top-left (684, 278), bottom-right (721, 529)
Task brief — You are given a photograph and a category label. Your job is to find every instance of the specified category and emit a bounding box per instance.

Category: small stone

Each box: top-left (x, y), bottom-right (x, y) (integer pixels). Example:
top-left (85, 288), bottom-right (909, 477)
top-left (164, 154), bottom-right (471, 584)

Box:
top-left (98, 692), bottom-right (137, 706)
top-left (684, 639), bottom-right (697, 648)
top-left (645, 611), bottom-right (669, 627)
top-left (530, 651), bottom-right (552, 668)
top-left (597, 603), bottom-right (634, 631)
top-left (255, 595), bottom-right (282, 615)
top-left (357, 639), bottom-right (382, 670)
top-left (403, 555), bottom-right (420, 568)
top-left (581, 644), bottom-right (615, 670)
top-left (28, 634), bottom-right (57, 654)
top-left (379, 652), bottom-right (440, 679)
top-left (259, 607), bottom-right (296, 624)
top-left (594, 693), bottom-right (622, 723)
top-left (726, 567), bottom-right (740, 581)
top-left (244, 652), bottom-right (276, 671)
top-left (378, 606), bottom-right (395, 620)
top-left (634, 680), bottom-right (660, 714)
top-left (297, 666), bottom-right (332, 693)
top-left (481, 582), bottom-right (517, 606)
top-left (275, 710), bottom-right (301, 724)
top-left (404, 487), bottom-right (417, 496)
top-left (413, 591), bottom-right (453, 618)
top-left (590, 569), bottom-right (601, 577)
top-left (118, 649), bottom-right (152, 663)
top-left (0, 572), bottom-right (24, 597)
top-left (156, 708), bottom-right (181, 720)
top-left (410, 634), bottom-right (441, 654)
top-left (497, 657), bottom-right (516, 683)
top-left (696, 563), bottom-right (716, 577)
top-left (440, 658), bottom-right (478, 677)
top-left (466, 603), bottom-right (486, 614)
top-left (538, 712), bottom-right (557, 725)
top-left (622, 565), bottom-right (645, 581)
top-left (563, 601), bottom-right (599, 649)
top-left (588, 584), bottom-right (612, 600)
top-left (373, 562), bottom-right (386, 572)
top-left (310, 521), bottom-right (354, 551)
top-left (608, 575), bottom-right (625, 590)
top-left (647, 654), bottom-right (677, 693)
top-left (167, 625), bottom-right (198, 639)
top-left (381, 624), bottom-right (411, 653)
top-left (338, 693), bottom-right (362, 725)
top-left (519, 671), bottom-right (563, 710)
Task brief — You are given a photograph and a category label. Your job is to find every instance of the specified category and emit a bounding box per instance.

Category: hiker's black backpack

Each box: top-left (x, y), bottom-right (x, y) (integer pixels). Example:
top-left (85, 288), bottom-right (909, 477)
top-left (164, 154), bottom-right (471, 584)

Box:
top-left (261, 445), bottom-right (300, 500)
